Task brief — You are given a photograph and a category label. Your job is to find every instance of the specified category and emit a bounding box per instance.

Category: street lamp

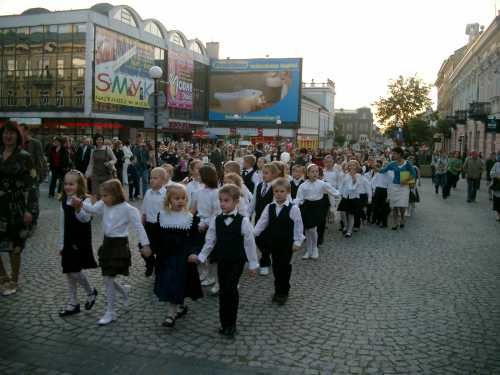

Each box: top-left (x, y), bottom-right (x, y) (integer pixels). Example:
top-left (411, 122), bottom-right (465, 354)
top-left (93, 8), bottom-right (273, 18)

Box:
top-left (276, 119), bottom-right (282, 141)
top-left (149, 65), bottom-right (163, 166)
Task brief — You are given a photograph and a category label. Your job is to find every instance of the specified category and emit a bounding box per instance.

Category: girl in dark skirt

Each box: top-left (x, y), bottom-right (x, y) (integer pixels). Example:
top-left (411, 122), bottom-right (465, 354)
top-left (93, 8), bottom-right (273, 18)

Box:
top-left (155, 184), bottom-right (203, 328)
top-left (81, 179), bottom-right (151, 326)
top-left (338, 161), bottom-right (365, 238)
top-left (58, 170), bottom-right (98, 317)
top-left (295, 164), bottom-right (340, 259)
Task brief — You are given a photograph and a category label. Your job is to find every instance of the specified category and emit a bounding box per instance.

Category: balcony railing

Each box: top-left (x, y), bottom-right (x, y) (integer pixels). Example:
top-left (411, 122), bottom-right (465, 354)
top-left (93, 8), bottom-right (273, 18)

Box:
top-left (455, 110), bottom-right (468, 124)
top-left (468, 101), bottom-right (491, 120)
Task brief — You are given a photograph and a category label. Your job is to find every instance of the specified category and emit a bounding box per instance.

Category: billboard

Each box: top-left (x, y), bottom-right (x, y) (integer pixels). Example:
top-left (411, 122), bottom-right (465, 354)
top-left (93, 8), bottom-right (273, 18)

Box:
top-left (209, 58), bottom-right (302, 126)
top-left (167, 49), bottom-right (193, 109)
top-left (94, 26), bottom-right (155, 108)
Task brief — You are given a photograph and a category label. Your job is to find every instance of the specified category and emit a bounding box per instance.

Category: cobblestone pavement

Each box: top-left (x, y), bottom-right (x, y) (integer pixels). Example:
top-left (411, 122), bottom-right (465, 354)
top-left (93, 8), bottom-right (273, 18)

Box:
top-left (1, 179), bottom-right (500, 374)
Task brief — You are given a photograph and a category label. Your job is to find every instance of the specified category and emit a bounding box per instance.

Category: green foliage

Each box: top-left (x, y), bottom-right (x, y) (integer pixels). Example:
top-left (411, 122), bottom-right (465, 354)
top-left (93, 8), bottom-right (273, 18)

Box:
top-left (374, 75), bottom-right (433, 134)
top-left (406, 117), bottom-right (433, 144)
top-left (334, 135), bottom-right (346, 146)
top-left (435, 118), bottom-right (452, 138)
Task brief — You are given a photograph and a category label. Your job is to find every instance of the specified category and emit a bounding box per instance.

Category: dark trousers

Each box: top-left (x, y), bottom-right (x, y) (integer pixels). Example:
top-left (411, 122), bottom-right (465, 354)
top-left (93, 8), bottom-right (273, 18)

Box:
top-left (271, 249), bottom-right (293, 296)
top-left (443, 172), bottom-right (458, 198)
top-left (354, 194), bottom-right (368, 228)
top-left (372, 187), bottom-right (389, 227)
top-left (128, 177), bottom-right (140, 199)
top-left (49, 169), bottom-right (64, 197)
top-left (434, 173), bottom-right (447, 193)
top-left (142, 222), bottom-right (158, 271)
top-left (259, 245), bottom-right (271, 268)
top-left (218, 260), bottom-right (245, 329)
top-left (467, 178), bottom-right (480, 202)
top-left (317, 218), bottom-right (326, 244)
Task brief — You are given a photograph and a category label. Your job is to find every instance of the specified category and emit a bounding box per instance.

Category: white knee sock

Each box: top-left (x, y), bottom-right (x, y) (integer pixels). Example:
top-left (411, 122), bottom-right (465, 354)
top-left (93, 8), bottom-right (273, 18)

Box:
top-left (71, 272), bottom-right (92, 295)
top-left (347, 215), bottom-right (355, 233)
top-left (112, 279), bottom-right (126, 297)
top-left (305, 228), bottom-right (318, 255)
top-left (341, 212), bottom-right (348, 226)
top-left (66, 274), bottom-right (78, 305)
top-left (103, 276), bottom-right (116, 314)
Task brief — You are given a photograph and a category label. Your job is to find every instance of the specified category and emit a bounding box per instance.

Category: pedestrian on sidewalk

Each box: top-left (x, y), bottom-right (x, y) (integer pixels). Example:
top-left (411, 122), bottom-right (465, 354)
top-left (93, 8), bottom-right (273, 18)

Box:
top-left (489, 152), bottom-right (500, 221)
top-left (80, 179), bottom-right (151, 326)
top-left (463, 151), bottom-right (484, 203)
top-left (431, 150), bottom-right (448, 196)
top-left (0, 121), bottom-right (38, 297)
top-left (57, 170), bottom-right (98, 317)
top-left (442, 151), bottom-right (462, 199)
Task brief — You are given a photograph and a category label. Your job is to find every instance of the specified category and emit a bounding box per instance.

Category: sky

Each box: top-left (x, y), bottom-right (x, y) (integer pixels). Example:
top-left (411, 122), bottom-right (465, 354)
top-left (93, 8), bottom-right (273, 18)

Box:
top-left (0, 0), bottom-right (498, 111)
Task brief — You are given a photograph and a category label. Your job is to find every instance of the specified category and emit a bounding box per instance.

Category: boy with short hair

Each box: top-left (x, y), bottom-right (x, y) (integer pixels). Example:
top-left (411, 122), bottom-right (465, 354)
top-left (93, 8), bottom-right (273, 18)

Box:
top-left (242, 154), bottom-right (259, 193)
top-left (254, 178), bottom-right (304, 305)
top-left (140, 167), bottom-right (168, 277)
top-left (189, 184), bottom-right (258, 338)
top-left (290, 165), bottom-right (305, 200)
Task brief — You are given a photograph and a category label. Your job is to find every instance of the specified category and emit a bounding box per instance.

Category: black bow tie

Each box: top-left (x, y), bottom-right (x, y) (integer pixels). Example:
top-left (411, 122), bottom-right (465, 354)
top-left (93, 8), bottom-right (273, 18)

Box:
top-left (222, 214), bottom-right (236, 219)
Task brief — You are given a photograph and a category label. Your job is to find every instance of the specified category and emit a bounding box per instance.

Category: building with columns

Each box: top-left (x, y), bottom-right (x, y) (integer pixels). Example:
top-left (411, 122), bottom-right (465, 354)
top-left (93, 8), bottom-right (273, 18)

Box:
top-left (334, 107), bottom-right (374, 144)
top-left (436, 18), bottom-right (500, 156)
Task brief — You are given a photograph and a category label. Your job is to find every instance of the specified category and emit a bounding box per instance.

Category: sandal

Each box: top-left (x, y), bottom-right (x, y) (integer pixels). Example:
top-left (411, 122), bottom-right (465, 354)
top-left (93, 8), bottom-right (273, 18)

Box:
top-left (162, 316), bottom-right (176, 328)
top-left (175, 305), bottom-right (188, 319)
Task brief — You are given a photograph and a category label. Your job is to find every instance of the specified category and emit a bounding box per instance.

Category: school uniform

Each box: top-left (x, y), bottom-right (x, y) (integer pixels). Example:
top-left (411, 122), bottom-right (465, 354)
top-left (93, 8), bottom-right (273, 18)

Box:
top-left (254, 199), bottom-right (304, 299)
top-left (59, 197), bottom-right (97, 273)
top-left (371, 172), bottom-right (391, 227)
top-left (363, 170), bottom-right (376, 223)
top-left (251, 181), bottom-right (275, 267)
top-left (140, 187), bottom-right (166, 274)
top-left (186, 179), bottom-right (203, 209)
top-left (238, 184), bottom-right (253, 218)
top-left (154, 210), bottom-right (203, 304)
top-left (198, 210), bottom-right (258, 331)
top-left (242, 168), bottom-right (260, 194)
top-left (192, 187), bottom-right (220, 253)
top-left (338, 174), bottom-right (371, 236)
top-left (290, 178), bottom-right (304, 200)
top-left (354, 174), bottom-right (373, 229)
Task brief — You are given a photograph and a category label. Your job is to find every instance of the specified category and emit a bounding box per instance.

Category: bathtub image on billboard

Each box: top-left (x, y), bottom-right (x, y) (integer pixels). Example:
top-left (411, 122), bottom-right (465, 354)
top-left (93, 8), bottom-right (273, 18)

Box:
top-left (209, 58), bottom-right (302, 125)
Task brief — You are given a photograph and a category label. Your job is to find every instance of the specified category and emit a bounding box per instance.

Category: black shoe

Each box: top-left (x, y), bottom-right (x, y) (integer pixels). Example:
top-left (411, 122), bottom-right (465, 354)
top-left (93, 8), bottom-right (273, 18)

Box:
top-left (145, 263), bottom-right (154, 277)
top-left (392, 226), bottom-right (398, 230)
top-left (175, 305), bottom-right (188, 319)
top-left (85, 288), bottom-right (98, 310)
top-left (162, 316), bottom-right (176, 327)
top-left (225, 326), bottom-right (236, 338)
top-left (59, 304), bottom-right (80, 317)
top-left (399, 224), bottom-right (405, 229)
top-left (317, 237), bottom-right (324, 245)
top-left (272, 294), bottom-right (279, 303)
top-left (275, 294), bottom-right (288, 305)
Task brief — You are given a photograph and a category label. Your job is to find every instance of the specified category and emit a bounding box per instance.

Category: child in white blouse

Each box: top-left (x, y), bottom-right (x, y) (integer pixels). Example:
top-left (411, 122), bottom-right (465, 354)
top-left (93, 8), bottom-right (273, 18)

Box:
top-left (185, 159), bottom-right (204, 210)
top-left (79, 179), bottom-right (151, 326)
top-left (223, 173), bottom-right (252, 218)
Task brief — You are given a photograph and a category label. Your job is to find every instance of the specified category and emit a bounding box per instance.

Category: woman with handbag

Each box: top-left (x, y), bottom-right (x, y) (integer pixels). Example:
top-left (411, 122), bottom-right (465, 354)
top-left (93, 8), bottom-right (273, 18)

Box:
top-left (489, 152), bottom-right (500, 221)
top-left (85, 134), bottom-right (117, 197)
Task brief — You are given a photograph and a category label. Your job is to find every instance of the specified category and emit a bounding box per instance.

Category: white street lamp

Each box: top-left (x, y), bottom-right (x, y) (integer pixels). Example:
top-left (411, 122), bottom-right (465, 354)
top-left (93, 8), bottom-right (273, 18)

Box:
top-left (148, 65), bottom-right (163, 166)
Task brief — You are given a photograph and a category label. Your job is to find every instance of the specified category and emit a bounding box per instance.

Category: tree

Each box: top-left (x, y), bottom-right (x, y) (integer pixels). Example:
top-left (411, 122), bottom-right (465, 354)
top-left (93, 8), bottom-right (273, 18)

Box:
top-left (334, 116), bottom-right (346, 146)
top-left (374, 75), bottom-right (432, 134)
top-left (334, 135), bottom-right (346, 146)
top-left (406, 117), bottom-right (433, 144)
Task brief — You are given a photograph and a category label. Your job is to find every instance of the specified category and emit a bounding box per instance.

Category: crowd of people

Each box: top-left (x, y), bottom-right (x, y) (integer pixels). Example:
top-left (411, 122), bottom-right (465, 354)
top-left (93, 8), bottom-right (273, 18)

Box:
top-left (1, 120), bottom-right (500, 337)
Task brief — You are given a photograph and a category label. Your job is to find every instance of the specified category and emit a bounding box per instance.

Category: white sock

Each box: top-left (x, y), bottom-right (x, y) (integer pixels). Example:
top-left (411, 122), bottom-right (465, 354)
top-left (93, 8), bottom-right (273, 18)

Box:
top-left (347, 215), bottom-right (355, 233)
top-left (113, 279), bottom-right (126, 297)
top-left (305, 228), bottom-right (318, 255)
top-left (66, 274), bottom-right (78, 306)
top-left (103, 276), bottom-right (116, 314)
top-left (71, 272), bottom-right (93, 295)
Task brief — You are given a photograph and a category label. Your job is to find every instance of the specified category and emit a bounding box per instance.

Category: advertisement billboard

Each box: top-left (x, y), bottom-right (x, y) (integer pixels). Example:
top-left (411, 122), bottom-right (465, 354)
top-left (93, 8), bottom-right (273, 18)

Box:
top-left (94, 26), bottom-right (156, 108)
top-left (167, 49), bottom-right (193, 109)
top-left (209, 58), bottom-right (302, 126)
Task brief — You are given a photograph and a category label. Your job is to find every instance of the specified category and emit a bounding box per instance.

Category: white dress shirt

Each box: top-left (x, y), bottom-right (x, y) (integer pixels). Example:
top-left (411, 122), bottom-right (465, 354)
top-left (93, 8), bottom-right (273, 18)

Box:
top-left (242, 168), bottom-right (261, 188)
top-left (339, 174), bottom-right (372, 202)
top-left (58, 197), bottom-right (91, 250)
top-left (254, 199), bottom-right (305, 248)
top-left (198, 209), bottom-right (259, 270)
top-left (141, 187), bottom-right (166, 223)
top-left (82, 199), bottom-right (150, 246)
top-left (294, 179), bottom-right (340, 207)
top-left (193, 187), bottom-right (220, 227)
top-left (238, 184), bottom-right (253, 217)
top-left (187, 180), bottom-right (203, 208)
top-left (323, 168), bottom-right (342, 190)
top-left (372, 172), bottom-right (391, 190)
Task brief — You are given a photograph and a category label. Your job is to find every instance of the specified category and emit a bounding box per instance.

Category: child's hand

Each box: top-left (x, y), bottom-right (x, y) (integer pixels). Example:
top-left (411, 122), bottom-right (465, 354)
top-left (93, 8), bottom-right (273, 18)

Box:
top-left (71, 197), bottom-right (83, 210)
top-left (181, 177), bottom-right (190, 185)
top-left (248, 269), bottom-right (257, 278)
top-left (198, 223), bottom-right (208, 232)
top-left (188, 254), bottom-right (198, 263)
top-left (140, 246), bottom-right (152, 258)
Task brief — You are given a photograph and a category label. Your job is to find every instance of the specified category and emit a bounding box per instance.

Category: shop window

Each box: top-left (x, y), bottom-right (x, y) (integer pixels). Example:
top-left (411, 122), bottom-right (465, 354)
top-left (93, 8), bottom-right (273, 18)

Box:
top-left (74, 89), bottom-right (84, 106)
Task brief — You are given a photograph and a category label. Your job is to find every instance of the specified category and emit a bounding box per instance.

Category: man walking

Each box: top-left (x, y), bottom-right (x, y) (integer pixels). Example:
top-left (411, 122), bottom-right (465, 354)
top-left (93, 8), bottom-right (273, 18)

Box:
top-left (463, 151), bottom-right (484, 203)
top-left (74, 137), bottom-right (92, 174)
top-left (132, 133), bottom-right (150, 198)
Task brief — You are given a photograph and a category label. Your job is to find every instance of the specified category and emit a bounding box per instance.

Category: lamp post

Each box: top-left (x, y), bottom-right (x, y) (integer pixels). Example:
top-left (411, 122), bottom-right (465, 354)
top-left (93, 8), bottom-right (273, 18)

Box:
top-left (148, 65), bottom-right (163, 166)
top-left (276, 119), bottom-right (282, 143)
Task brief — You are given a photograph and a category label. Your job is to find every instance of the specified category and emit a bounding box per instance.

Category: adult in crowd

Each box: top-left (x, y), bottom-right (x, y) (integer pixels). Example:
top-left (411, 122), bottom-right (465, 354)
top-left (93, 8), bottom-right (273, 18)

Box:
top-left (74, 137), bottom-right (92, 175)
top-left (442, 151), bottom-right (462, 199)
top-left (132, 133), bottom-right (150, 197)
top-left (254, 143), bottom-right (264, 159)
top-left (85, 134), bottom-right (117, 197)
top-left (294, 148), bottom-right (308, 166)
top-left (379, 147), bottom-right (416, 230)
top-left (209, 140), bottom-right (225, 179)
top-left (462, 151), bottom-right (484, 203)
top-left (121, 140), bottom-right (133, 185)
top-left (489, 151), bottom-right (500, 221)
top-left (112, 139), bottom-right (125, 183)
top-left (48, 136), bottom-right (70, 198)
top-left (431, 150), bottom-right (448, 196)
top-left (486, 152), bottom-right (497, 201)
top-left (0, 121), bottom-right (39, 296)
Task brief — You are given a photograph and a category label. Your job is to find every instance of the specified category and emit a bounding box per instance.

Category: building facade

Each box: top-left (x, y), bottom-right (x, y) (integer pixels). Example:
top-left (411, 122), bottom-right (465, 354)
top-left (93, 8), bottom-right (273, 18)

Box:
top-left (334, 107), bottom-right (374, 144)
top-left (436, 18), bottom-right (500, 156)
top-left (0, 4), bottom-right (210, 145)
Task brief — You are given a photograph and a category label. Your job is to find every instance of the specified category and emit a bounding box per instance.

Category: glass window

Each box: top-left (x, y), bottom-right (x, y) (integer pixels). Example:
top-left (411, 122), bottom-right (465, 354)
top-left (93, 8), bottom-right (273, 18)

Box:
top-left (57, 59), bottom-right (64, 78)
top-left (169, 33), bottom-right (184, 47)
top-left (25, 90), bottom-right (32, 107)
top-left (145, 22), bottom-right (163, 38)
top-left (7, 89), bottom-right (16, 106)
top-left (16, 27), bottom-right (29, 54)
top-left (72, 55), bottom-right (85, 68)
top-left (190, 42), bottom-right (203, 55)
top-left (73, 67), bottom-right (85, 80)
top-left (39, 89), bottom-right (49, 106)
top-left (114, 8), bottom-right (137, 27)
top-left (56, 88), bottom-right (64, 107)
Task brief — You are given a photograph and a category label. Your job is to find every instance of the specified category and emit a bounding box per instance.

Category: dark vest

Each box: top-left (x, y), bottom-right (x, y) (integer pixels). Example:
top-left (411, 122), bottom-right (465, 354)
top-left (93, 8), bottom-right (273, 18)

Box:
top-left (255, 182), bottom-right (274, 222)
top-left (213, 213), bottom-right (247, 263)
top-left (242, 169), bottom-right (256, 194)
top-left (265, 203), bottom-right (294, 250)
top-left (290, 179), bottom-right (304, 199)
top-left (62, 198), bottom-right (92, 252)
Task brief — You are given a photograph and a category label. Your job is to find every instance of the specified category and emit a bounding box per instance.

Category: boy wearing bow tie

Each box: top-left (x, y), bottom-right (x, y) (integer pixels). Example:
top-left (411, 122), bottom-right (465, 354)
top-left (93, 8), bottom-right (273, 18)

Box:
top-left (189, 184), bottom-right (258, 338)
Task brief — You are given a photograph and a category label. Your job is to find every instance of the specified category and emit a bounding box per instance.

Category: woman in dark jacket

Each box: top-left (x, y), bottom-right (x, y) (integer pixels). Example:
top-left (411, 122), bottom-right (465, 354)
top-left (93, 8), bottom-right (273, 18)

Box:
top-left (48, 136), bottom-right (70, 198)
top-left (0, 121), bottom-right (39, 296)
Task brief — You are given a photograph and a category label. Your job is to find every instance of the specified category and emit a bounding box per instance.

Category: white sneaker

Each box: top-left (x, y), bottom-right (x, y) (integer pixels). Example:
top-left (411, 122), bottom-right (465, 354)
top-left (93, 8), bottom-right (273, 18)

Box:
top-left (259, 267), bottom-right (270, 276)
top-left (1, 282), bottom-right (17, 296)
top-left (302, 252), bottom-right (310, 260)
top-left (98, 311), bottom-right (116, 325)
top-left (122, 284), bottom-right (131, 308)
top-left (311, 248), bottom-right (319, 260)
top-left (201, 277), bottom-right (215, 287)
top-left (209, 283), bottom-right (219, 295)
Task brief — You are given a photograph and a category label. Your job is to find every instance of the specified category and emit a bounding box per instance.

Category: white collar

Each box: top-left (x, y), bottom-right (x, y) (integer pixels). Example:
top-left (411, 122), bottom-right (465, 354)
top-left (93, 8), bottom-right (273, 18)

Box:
top-left (273, 198), bottom-right (291, 207)
top-left (151, 187), bottom-right (166, 195)
top-left (159, 210), bottom-right (193, 229)
top-left (292, 178), bottom-right (303, 184)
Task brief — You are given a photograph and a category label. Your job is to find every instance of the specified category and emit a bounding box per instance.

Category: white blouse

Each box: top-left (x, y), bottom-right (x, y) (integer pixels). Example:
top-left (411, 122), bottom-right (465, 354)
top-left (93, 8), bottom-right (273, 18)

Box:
top-left (186, 180), bottom-right (203, 208)
top-left (58, 197), bottom-right (91, 250)
top-left (83, 199), bottom-right (150, 246)
top-left (372, 172), bottom-right (391, 190)
top-left (193, 187), bottom-right (220, 227)
top-left (141, 187), bottom-right (166, 223)
top-left (323, 169), bottom-right (343, 190)
top-left (339, 173), bottom-right (372, 201)
top-left (294, 179), bottom-right (340, 207)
